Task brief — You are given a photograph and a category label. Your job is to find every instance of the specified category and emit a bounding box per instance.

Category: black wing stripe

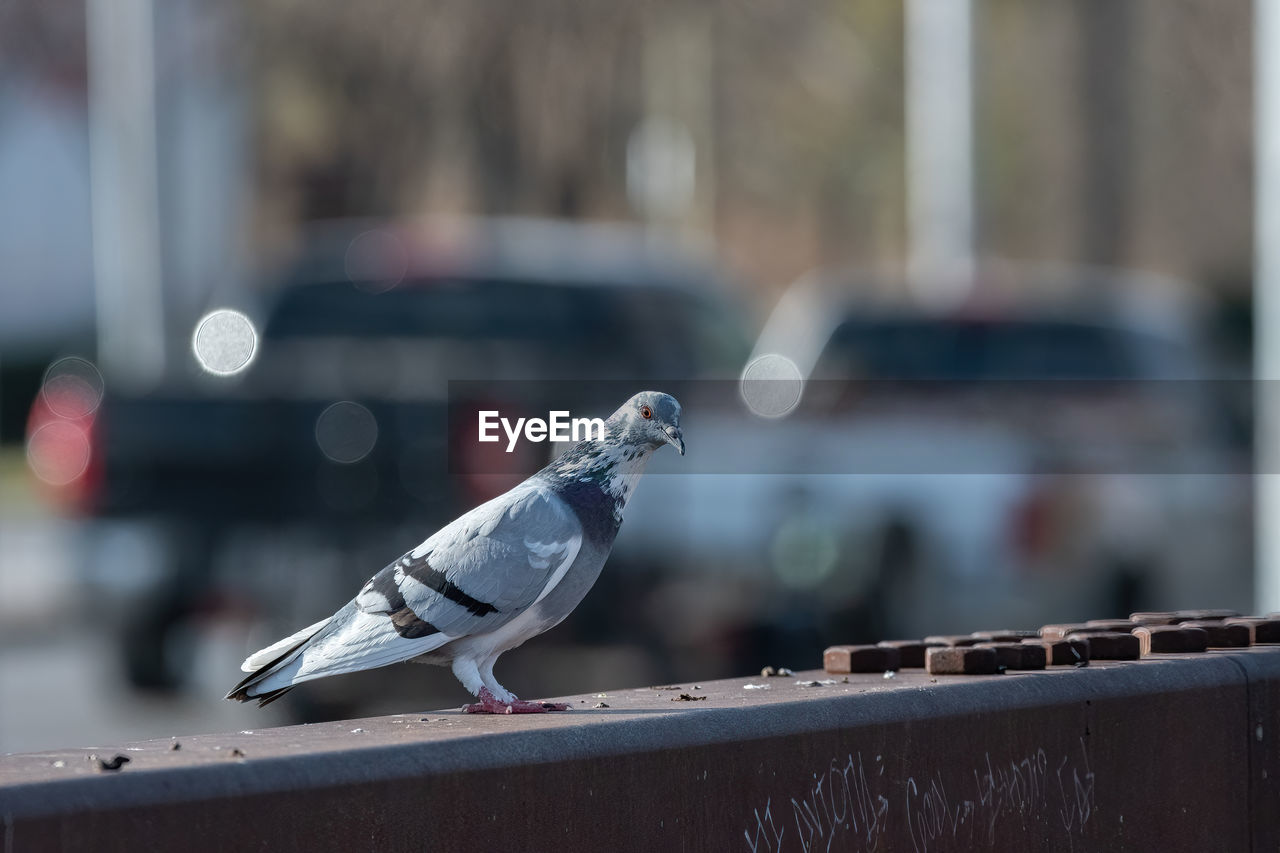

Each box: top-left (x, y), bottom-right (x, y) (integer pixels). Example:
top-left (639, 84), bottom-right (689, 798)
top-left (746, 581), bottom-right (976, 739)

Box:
top-left (406, 559), bottom-right (500, 617)
top-left (389, 606), bottom-right (439, 639)
top-left (367, 569), bottom-right (404, 611)
top-left (363, 565), bottom-right (442, 638)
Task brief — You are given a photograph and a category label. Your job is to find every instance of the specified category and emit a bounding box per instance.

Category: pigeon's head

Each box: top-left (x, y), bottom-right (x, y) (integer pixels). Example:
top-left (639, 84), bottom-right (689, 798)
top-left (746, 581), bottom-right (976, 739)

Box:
top-left (610, 391), bottom-right (684, 456)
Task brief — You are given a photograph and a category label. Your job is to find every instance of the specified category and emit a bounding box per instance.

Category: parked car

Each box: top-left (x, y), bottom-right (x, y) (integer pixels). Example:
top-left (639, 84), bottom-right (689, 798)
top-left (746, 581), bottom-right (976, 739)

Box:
top-left (620, 263), bottom-right (1251, 657)
top-left (27, 217), bottom-right (752, 709)
top-left (33, 241), bottom-right (1248, 715)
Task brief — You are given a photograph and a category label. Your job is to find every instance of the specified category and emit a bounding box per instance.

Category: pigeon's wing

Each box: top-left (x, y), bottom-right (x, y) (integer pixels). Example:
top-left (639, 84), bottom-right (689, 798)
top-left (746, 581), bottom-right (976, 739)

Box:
top-left (244, 484), bottom-right (583, 693)
top-left (356, 482), bottom-right (584, 640)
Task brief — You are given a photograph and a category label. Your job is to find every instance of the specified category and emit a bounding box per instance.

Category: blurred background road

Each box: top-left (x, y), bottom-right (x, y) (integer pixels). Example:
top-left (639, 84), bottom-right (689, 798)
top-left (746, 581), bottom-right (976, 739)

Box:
top-left (0, 450), bottom-right (291, 752)
top-left (0, 0), bottom-right (1273, 753)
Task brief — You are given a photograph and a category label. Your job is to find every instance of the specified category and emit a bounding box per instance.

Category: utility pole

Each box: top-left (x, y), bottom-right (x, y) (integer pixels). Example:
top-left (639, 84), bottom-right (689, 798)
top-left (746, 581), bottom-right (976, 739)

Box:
top-left (904, 0), bottom-right (975, 309)
top-left (1256, 0), bottom-right (1280, 612)
top-left (86, 0), bottom-right (167, 387)
top-left (630, 11), bottom-right (714, 245)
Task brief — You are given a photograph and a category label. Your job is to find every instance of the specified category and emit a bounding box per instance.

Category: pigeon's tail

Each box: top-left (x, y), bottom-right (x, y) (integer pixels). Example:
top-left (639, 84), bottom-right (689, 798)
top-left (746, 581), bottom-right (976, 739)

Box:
top-left (225, 617), bottom-right (331, 707)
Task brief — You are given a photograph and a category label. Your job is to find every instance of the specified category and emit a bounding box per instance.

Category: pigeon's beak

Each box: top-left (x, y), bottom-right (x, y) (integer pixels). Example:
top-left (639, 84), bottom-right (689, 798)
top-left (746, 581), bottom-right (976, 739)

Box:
top-left (664, 426), bottom-right (685, 456)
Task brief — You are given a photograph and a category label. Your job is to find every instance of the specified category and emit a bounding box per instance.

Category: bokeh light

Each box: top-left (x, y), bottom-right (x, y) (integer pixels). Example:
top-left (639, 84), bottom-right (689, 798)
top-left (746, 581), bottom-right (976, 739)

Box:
top-left (314, 401), bottom-right (379, 464)
top-left (740, 353), bottom-right (803, 418)
top-left (345, 229), bottom-right (408, 294)
top-left (40, 357), bottom-right (104, 420)
top-left (26, 421), bottom-right (92, 486)
top-left (769, 516), bottom-right (840, 591)
top-left (192, 309), bottom-right (258, 375)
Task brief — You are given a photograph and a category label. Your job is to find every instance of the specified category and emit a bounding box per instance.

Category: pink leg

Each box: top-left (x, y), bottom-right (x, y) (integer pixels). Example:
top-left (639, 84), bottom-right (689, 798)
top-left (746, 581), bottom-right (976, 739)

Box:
top-left (462, 687), bottom-right (570, 714)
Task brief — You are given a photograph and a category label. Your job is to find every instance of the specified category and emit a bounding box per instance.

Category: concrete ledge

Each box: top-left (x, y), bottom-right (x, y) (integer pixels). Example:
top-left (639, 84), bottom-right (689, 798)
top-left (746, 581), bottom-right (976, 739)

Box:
top-left (2, 648), bottom-right (1278, 852)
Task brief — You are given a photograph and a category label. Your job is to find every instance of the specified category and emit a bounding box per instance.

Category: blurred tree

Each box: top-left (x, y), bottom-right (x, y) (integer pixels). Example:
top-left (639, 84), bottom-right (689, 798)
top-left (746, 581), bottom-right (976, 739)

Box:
top-left (241, 0), bottom-right (1252, 305)
top-left (244, 0), bottom-right (910, 303)
top-left (978, 0), bottom-right (1252, 294)
top-left (0, 0), bottom-right (1257, 314)
top-left (1075, 0), bottom-right (1134, 267)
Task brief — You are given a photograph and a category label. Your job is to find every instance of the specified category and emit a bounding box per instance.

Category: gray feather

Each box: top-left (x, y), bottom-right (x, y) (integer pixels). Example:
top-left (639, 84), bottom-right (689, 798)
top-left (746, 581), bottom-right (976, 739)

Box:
top-left (364, 483), bottom-right (582, 638)
top-left (228, 391), bottom-right (683, 706)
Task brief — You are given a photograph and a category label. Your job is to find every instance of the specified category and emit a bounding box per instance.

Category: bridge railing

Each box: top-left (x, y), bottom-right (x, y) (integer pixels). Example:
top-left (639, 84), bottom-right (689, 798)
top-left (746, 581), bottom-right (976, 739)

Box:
top-left (2, 646), bottom-right (1277, 852)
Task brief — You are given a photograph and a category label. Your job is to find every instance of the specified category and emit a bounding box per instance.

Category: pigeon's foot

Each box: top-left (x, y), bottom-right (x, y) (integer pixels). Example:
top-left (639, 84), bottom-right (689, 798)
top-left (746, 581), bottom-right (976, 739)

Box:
top-left (462, 687), bottom-right (570, 714)
top-left (462, 687), bottom-right (511, 714)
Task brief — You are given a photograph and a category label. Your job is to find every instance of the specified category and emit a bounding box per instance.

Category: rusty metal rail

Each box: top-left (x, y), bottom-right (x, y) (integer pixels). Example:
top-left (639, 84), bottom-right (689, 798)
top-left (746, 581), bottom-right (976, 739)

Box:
top-left (1, 647), bottom-right (1278, 852)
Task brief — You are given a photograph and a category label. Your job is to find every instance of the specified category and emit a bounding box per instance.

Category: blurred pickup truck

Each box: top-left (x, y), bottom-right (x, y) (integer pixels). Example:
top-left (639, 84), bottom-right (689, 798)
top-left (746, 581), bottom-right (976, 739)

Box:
top-left (26, 218), bottom-right (751, 693)
top-left (28, 239), bottom-right (1252, 706)
top-left (622, 263), bottom-right (1252, 654)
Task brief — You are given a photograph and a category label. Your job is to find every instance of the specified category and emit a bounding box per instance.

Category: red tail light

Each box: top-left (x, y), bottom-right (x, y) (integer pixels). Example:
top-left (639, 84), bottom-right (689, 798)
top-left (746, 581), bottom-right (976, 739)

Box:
top-left (1009, 482), bottom-right (1055, 566)
top-left (450, 397), bottom-right (538, 506)
top-left (25, 379), bottom-right (103, 513)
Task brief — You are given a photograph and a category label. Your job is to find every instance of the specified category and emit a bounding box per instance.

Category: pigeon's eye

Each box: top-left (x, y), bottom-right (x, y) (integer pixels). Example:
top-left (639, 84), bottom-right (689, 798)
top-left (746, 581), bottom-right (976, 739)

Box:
top-left (640, 405), bottom-right (653, 420)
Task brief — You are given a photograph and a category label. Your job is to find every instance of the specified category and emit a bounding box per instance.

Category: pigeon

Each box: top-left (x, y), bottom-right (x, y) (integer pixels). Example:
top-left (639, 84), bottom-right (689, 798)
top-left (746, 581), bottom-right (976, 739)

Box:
top-left (227, 391), bottom-right (684, 714)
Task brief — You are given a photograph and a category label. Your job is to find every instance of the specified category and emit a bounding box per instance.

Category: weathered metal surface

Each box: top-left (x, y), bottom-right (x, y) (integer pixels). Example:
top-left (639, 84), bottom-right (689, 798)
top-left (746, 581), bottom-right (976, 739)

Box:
top-left (1228, 648), bottom-right (1280, 852)
top-left (1129, 612), bottom-right (1178, 626)
top-left (975, 642), bottom-right (1047, 670)
top-left (1172, 609), bottom-right (1240, 622)
top-left (1039, 623), bottom-right (1088, 640)
top-left (1181, 620), bottom-right (1251, 648)
top-left (1132, 625), bottom-right (1209, 655)
top-left (1023, 638), bottom-right (1089, 666)
top-left (1083, 619), bottom-right (1139, 632)
top-left (924, 644), bottom-right (997, 674)
top-left (1, 649), bottom-right (1277, 852)
top-left (1070, 630), bottom-right (1141, 660)
top-left (823, 645), bottom-right (900, 674)
top-left (877, 640), bottom-right (938, 668)
top-left (1227, 617), bottom-right (1280, 643)
top-left (969, 630), bottom-right (1039, 642)
top-left (922, 634), bottom-right (981, 647)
